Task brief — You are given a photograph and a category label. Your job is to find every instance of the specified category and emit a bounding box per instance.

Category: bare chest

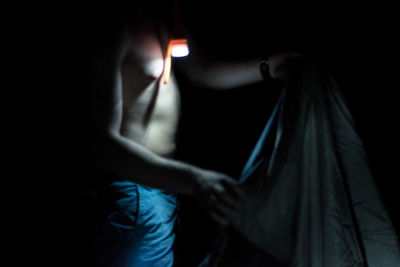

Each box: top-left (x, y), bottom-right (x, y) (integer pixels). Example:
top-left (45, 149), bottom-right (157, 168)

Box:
top-left (120, 64), bottom-right (181, 156)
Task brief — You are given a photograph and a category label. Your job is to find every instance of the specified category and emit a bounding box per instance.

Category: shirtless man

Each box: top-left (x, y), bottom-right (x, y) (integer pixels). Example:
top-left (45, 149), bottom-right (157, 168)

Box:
top-left (84, 2), bottom-right (300, 266)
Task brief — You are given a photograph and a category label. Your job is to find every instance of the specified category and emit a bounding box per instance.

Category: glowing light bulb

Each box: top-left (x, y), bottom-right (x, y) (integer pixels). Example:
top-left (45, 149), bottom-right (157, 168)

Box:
top-left (163, 38), bottom-right (189, 84)
top-left (171, 39), bottom-right (189, 57)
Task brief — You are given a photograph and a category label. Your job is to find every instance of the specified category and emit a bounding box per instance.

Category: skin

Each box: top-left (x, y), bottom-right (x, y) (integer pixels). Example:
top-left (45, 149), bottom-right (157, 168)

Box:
top-left (267, 51), bottom-right (304, 79)
top-left (87, 12), bottom-right (246, 225)
top-left (87, 4), bottom-right (300, 224)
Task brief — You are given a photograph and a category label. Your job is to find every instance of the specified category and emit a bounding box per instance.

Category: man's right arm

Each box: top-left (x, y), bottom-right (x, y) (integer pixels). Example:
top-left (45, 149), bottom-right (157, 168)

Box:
top-left (85, 22), bottom-right (245, 224)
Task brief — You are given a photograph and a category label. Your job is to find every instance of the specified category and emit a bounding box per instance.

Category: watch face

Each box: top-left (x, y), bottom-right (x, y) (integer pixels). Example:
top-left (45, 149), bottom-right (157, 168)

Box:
top-left (260, 60), bottom-right (270, 80)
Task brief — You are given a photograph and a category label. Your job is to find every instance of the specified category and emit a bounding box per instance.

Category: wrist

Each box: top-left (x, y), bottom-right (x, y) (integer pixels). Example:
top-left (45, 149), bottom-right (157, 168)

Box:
top-left (259, 59), bottom-right (286, 88)
top-left (180, 165), bottom-right (202, 195)
top-left (259, 59), bottom-right (271, 80)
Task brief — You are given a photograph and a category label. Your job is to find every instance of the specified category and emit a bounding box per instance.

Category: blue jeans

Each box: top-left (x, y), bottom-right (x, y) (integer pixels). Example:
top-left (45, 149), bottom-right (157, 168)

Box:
top-left (84, 179), bottom-right (178, 267)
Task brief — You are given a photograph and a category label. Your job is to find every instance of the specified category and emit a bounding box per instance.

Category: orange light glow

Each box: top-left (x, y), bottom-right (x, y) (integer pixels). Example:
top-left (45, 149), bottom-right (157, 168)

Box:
top-left (163, 41), bottom-right (172, 84)
top-left (171, 38), bottom-right (189, 57)
top-left (163, 38), bottom-right (189, 84)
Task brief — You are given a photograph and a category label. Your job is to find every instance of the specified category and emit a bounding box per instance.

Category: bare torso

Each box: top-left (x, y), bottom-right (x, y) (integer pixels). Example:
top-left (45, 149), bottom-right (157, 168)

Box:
top-left (119, 26), bottom-right (180, 157)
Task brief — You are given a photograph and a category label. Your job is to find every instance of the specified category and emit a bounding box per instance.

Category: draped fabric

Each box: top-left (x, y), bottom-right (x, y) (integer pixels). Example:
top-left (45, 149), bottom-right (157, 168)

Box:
top-left (231, 63), bottom-right (400, 266)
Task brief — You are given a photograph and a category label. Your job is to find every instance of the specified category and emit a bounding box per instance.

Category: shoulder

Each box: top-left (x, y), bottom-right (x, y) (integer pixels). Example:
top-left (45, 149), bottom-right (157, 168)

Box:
top-left (83, 17), bottom-right (130, 71)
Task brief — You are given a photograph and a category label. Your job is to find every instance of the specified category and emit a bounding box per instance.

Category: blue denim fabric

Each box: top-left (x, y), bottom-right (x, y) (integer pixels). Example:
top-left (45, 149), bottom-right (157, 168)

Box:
top-left (89, 180), bottom-right (178, 267)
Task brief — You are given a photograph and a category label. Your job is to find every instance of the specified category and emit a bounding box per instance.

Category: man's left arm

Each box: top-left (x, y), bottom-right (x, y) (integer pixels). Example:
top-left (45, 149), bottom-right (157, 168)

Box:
top-left (175, 51), bottom-right (304, 89)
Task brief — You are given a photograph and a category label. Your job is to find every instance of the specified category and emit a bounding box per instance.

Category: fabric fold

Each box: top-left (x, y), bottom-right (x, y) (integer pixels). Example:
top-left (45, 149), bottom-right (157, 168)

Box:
top-left (231, 63), bottom-right (400, 266)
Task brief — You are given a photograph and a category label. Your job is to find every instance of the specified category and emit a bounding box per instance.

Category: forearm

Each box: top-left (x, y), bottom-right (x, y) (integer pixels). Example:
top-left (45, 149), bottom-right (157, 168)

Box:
top-left (177, 50), bottom-right (307, 88)
top-left (89, 132), bottom-right (198, 194)
top-left (176, 55), bottom-right (263, 89)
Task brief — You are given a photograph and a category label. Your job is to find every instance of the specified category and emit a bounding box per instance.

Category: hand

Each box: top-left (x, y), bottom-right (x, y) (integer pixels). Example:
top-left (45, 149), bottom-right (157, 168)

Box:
top-left (193, 169), bottom-right (247, 226)
top-left (268, 51), bottom-right (304, 80)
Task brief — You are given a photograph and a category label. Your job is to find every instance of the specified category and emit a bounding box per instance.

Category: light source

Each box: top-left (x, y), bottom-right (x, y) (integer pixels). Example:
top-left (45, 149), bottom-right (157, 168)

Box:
top-left (171, 38), bottom-right (189, 57)
top-left (163, 38), bottom-right (189, 84)
top-left (163, 0), bottom-right (189, 84)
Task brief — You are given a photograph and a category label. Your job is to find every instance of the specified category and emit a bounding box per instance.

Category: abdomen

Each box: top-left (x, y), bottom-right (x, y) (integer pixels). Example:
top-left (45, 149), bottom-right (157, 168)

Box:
top-left (121, 72), bottom-right (181, 157)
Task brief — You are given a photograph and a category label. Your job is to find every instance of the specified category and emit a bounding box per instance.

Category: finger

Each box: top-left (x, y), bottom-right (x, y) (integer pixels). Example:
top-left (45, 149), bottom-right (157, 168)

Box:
top-left (197, 195), bottom-right (234, 226)
top-left (208, 210), bottom-right (229, 226)
top-left (203, 192), bottom-right (238, 215)
top-left (213, 199), bottom-right (237, 216)
top-left (195, 191), bottom-right (231, 213)
top-left (196, 197), bottom-right (230, 224)
top-left (221, 179), bottom-right (247, 199)
top-left (214, 190), bottom-right (240, 211)
top-left (204, 193), bottom-right (219, 206)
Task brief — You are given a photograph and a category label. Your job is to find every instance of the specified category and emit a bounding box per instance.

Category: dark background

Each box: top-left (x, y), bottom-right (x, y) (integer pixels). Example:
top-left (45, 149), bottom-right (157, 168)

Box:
top-left (35, 1), bottom-right (399, 266)
top-left (173, 1), bottom-right (399, 265)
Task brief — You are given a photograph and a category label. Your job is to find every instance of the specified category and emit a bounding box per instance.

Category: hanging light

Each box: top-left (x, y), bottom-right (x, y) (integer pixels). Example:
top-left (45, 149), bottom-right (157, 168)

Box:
top-left (171, 38), bottom-right (189, 57)
top-left (163, 38), bottom-right (189, 84)
top-left (163, 0), bottom-right (190, 84)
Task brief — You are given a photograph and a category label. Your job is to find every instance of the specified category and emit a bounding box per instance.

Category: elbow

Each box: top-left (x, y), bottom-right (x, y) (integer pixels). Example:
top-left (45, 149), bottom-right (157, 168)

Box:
top-left (87, 129), bottom-right (120, 171)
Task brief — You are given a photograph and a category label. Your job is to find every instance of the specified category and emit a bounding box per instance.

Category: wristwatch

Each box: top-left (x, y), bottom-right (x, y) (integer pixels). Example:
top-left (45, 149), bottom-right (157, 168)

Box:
top-left (259, 59), bottom-right (271, 81)
top-left (259, 59), bottom-right (287, 88)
